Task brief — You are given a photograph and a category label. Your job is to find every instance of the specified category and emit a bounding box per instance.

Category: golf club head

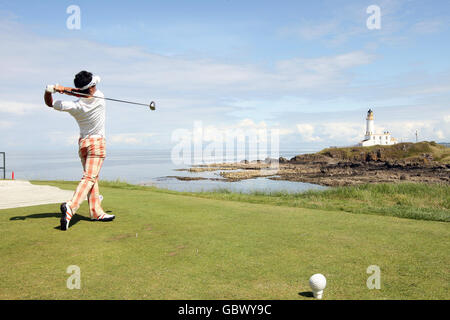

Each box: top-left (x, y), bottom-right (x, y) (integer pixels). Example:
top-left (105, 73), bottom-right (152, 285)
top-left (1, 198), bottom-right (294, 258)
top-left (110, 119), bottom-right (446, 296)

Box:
top-left (149, 101), bottom-right (156, 110)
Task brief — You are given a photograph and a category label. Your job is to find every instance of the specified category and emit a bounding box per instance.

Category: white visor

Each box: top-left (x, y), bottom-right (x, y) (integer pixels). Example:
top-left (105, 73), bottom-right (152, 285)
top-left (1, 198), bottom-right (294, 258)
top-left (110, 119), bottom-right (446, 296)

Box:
top-left (79, 75), bottom-right (101, 90)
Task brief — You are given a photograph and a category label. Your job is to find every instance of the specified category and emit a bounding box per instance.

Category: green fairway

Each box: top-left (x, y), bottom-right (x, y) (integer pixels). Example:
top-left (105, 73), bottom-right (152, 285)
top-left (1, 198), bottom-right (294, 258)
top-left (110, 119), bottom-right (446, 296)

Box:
top-left (0, 181), bottom-right (449, 299)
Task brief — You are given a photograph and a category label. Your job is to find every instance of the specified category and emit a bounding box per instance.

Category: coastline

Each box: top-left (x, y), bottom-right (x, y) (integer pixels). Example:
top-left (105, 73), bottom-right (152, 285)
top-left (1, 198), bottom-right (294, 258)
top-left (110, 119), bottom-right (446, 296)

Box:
top-left (174, 142), bottom-right (450, 187)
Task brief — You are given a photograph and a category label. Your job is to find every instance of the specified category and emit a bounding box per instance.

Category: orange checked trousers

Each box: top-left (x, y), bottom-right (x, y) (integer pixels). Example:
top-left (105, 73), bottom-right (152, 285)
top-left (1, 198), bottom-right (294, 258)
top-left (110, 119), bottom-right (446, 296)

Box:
top-left (68, 136), bottom-right (106, 219)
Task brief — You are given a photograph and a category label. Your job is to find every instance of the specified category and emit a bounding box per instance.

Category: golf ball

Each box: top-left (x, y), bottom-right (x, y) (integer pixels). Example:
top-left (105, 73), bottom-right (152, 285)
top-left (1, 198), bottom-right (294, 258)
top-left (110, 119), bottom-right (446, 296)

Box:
top-left (309, 274), bottom-right (326, 299)
top-left (309, 273), bottom-right (326, 291)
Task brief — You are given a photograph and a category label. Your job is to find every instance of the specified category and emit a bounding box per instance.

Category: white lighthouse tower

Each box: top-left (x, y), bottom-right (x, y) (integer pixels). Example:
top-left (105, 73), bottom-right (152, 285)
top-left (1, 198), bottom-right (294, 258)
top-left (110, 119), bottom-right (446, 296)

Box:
top-left (359, 109), bottom-right (398, 147)
top-left (365, 109), bottom-right (375, 139)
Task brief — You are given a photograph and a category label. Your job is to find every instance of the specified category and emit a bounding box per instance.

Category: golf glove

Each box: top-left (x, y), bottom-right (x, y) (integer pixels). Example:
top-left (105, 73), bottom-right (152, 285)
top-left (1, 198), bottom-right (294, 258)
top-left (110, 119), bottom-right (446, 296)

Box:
top-left (45, 84), bottom-right (56, 93)
top-left (46, 84), bottom-right (65, 93)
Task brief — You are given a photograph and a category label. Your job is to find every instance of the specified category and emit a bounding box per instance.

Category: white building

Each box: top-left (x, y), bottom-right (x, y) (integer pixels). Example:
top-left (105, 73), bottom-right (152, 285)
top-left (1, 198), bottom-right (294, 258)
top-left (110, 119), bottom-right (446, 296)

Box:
top-left (358, 109), bottom-right (398, 147)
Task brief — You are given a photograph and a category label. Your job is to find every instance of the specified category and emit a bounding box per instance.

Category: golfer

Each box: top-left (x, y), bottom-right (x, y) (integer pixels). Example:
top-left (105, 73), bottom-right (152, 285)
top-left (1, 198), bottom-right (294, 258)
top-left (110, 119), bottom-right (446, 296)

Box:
top-left (44, 71), bottom-right (115, 230)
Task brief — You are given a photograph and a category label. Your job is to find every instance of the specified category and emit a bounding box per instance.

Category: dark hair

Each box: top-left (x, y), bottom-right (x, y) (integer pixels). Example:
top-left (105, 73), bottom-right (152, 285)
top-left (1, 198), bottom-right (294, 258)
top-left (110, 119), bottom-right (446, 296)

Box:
top-left (74, 71), bottom-right (93, 91)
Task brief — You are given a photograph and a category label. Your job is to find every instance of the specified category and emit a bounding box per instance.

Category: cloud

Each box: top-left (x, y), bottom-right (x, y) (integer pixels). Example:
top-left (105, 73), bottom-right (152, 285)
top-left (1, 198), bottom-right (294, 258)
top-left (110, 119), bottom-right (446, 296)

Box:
top-left (0, 101), bottom-right (42, 115)
top-left (172, 118), bottom-right (288, 152)
top-left (384, 119), bottom-right (450, 142)
top-left (321, 122), bottom-right (365, 142)
top-left (278, 128), bottom-right (295, 136)
top-left (296, 121), bottom-right (365, 144)
top-left (281, 21), bottom-right (339, 40)
top-left (294, 115), bottom-right (450, 146)
top-left (47, 132), bottom-right (79, 146)
top-left (275, 51), bottom-right (375, 89)
top-left (435, 130), bottom-right (445, 140)
top-left (0, 120), bottom-right (14, 129)
top-left (0, 10), bottom-right (449, 152)
top-left (279, 0), bottom-right (449, 48)
top-left (0, 16), bottom-right (376, 107)
top-left (109, 133), bottom-right (156, 145)
top-left (296, 124), bottom-right (322, 142)
top-left (412, 20), bottom-right (446, 34)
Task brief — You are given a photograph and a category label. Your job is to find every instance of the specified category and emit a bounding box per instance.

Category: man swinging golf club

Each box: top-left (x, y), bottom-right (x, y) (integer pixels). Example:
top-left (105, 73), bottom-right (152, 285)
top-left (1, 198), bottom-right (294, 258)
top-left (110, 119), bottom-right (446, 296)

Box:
top-left (44, 70), bottom-right (115, 230)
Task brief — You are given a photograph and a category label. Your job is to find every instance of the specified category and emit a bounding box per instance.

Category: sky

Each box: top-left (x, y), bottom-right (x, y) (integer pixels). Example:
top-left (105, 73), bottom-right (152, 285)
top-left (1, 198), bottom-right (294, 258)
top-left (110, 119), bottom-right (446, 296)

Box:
top-left (0, 0), bottom-right (449, 153)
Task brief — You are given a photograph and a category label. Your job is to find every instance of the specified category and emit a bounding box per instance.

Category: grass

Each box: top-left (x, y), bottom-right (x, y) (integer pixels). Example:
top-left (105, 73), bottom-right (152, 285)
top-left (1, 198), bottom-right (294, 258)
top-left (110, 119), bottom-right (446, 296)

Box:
top-left (0, 180), bottom-right (449, 299)
top-left (319, 141), bottom-right (450, 163)
top-left (188, 183), bottom-right (450, 222)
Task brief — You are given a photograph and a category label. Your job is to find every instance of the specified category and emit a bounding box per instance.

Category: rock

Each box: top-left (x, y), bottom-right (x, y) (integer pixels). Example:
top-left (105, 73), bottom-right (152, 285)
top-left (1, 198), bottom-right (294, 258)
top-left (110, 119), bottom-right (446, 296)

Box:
top-left (350, 162), bottom-right (362, 168)
top-left (264, 157), bottom-right (278, 164)
top-left (366, 152), bottom-right (378, 162)
top-left (338, 162), bottom-right (347, 168)
top-left (175, 142), bottom-right (450, 187)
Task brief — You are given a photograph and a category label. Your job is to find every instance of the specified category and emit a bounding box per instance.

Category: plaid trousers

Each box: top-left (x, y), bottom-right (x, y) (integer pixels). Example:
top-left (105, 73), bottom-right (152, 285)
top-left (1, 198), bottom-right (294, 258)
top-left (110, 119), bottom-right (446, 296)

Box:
top-left (68, 136), bottom-right (106, 219)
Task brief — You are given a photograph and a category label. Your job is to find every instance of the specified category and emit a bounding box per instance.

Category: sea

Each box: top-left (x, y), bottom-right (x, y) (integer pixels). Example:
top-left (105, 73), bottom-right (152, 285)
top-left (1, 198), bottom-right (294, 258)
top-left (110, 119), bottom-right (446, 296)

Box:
top-left (2, 149), bottom-right (326, 193)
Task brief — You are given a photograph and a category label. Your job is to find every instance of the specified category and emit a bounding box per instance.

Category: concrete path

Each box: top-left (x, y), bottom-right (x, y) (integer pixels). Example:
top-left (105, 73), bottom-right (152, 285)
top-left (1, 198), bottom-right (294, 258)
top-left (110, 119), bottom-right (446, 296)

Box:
top-left (0, 180), bottom-right (73, 209)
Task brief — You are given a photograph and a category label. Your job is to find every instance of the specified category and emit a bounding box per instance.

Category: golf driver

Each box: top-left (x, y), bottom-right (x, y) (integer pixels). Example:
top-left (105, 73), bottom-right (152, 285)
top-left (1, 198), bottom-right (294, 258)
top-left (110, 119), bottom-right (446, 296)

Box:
top-left (62, 89), bottom-right (156, 110)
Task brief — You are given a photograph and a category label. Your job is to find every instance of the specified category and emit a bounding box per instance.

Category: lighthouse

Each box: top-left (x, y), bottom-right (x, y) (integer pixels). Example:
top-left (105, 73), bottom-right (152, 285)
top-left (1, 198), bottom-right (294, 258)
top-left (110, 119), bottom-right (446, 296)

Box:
top-left (359, 109), bottom-right (398, 147)
top-left (365, 109), bottom-right (374, 138)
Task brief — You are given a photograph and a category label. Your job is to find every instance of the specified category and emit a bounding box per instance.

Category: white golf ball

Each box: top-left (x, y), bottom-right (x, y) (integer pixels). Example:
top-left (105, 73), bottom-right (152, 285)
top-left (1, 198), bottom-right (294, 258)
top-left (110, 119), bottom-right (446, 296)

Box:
top-left (309, 274), bottom-right (327, 299)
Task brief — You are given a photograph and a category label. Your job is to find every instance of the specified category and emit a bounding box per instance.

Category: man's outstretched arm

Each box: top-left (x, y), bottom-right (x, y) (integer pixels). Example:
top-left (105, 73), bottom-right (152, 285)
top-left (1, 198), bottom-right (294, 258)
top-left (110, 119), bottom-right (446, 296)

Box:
top-left (44, 84), bottom-right (76, 108)
top-left (44, 84), bottom-right (86, 108)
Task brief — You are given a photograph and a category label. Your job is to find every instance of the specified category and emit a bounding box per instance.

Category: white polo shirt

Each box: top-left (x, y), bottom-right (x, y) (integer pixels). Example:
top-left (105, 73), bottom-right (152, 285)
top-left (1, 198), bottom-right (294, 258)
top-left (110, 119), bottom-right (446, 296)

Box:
top-left (53, 90), bottom-right (106, 138)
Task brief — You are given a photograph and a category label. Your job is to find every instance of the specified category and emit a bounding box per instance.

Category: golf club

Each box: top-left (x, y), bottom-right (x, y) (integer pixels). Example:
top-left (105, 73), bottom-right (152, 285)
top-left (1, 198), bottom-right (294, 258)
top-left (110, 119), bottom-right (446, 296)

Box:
top-left (62, 90), bottom-right (156, 110)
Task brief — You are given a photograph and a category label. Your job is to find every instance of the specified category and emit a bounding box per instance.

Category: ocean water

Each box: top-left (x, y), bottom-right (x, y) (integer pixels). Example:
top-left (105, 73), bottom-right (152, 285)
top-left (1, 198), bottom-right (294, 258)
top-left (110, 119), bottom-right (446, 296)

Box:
top-left (2, 149), bottom-right (325, 193)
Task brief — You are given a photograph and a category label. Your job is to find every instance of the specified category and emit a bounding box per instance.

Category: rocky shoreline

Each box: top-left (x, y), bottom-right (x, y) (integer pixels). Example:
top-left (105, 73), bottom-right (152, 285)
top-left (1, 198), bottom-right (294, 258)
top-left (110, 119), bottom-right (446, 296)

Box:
top-left (173, 143), bottom-right (450, 187)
